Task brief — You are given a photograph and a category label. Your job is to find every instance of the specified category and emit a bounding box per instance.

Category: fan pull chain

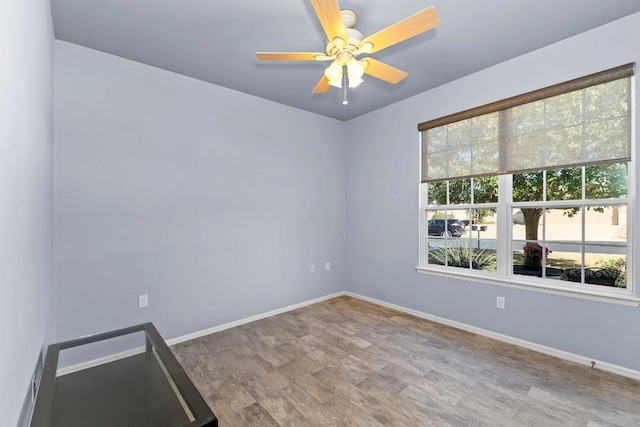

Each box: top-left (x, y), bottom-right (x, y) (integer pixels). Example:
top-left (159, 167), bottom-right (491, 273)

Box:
top-left (342, 65), bottom-right (348, 105)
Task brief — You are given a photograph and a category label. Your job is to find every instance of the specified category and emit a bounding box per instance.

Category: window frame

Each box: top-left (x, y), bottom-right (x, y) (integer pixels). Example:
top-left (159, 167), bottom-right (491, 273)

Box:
top-left (417, 168), bottom-right (637, 306)
top-left (416, 62), bottom-right (636, 305)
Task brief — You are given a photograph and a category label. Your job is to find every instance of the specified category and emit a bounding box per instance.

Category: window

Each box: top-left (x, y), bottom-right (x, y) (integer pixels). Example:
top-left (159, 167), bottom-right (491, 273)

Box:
top-left (417, 64), bottom-right (634, 302)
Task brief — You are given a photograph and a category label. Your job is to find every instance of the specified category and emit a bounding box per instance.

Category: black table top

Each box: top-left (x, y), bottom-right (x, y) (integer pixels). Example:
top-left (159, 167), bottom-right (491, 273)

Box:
top-left (54, 352), bottom-right (189, 427)
top-left (31, 322), bottom-right (217, 427)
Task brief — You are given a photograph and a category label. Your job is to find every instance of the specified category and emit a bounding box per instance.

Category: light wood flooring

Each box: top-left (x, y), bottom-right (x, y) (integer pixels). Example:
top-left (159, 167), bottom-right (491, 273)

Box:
top-left (171, 296), bottom-right (640, 426)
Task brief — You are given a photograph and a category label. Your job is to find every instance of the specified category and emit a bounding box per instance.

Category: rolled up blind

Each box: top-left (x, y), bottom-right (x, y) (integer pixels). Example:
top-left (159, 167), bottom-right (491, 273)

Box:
top-left (419, 63), bottom-right (634, 183)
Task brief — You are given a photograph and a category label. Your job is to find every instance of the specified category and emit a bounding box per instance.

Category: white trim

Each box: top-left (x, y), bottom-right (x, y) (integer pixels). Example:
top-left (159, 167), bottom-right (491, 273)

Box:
top-left (346, 291), bottom-right (640, 381)
top-left (57, 347), bottom-right (146, 376)
top-left (56, 292), bottom-right (347, 375)
top-left (628, 72), bottom-right (636, 297)
top-left (415, 266), bottom-right (640, 307)
top-left (165, 292), bottom-right (346, 346)
top-left (421, 166), bottom-right (634, 299)
top-left (54, 289), bottom-right (640, 382)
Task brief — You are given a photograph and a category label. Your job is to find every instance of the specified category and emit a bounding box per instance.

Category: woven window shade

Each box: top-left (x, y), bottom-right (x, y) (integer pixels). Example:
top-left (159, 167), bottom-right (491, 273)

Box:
top-left (419, 64), bottom-right (634, 183)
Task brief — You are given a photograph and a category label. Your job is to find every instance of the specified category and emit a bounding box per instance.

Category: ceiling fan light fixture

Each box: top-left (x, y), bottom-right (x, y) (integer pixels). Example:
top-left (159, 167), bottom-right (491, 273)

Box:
top-left (325, 60), bottom-right (343, 87)
top-left (360, 42), bottom-right (373, 54)
top-left (256, 2), bottom-right (440, 99)
top-left (348, 76), bottom-right (363, 88)
top-left (346, 58), bottom-right (365, 88)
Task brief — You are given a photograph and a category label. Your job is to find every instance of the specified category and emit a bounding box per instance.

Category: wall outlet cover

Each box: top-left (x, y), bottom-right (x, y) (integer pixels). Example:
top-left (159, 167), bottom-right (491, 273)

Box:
top-left (139, 294), bottom-right (148, 308)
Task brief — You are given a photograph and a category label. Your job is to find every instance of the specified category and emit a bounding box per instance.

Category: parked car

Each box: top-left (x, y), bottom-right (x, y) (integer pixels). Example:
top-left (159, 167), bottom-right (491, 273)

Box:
top-left (427, 219), bottom-right (465, 237)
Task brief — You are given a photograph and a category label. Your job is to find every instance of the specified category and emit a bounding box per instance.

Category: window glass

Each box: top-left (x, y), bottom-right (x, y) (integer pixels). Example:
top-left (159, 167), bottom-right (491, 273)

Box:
top-left (426, 209), bottom-right (469, 268)
top-left (473, 176), bottom-right (498, 204)
top-left (426, 209), bottom-right (468, 238)
top-left (545, 207), bottom-right (582, 277)
top-left (429, 238), bottom-right (471, 270)
top-left (546, 207), bottom-right (582, 244)
top-left (448, 179), bottom-right (472, 205)
top-left (512, 171), bottom-right (544, 202)
top-left (512, 239), bottom-right (556, 279)
top-left (424, 166), bottom-right (630, 294)
top-left (547, 167), bottom-right (582, 201)
top-left (470, 209), bottom-right (497, 272)
top-left (427, 181), bottom-right (447, 206)
top-left (585, 163), bottom-right (627, 199)
top-left (419, 66), bottom-right (632, 298)
top-left (512, 207), bottom-right (543, 242)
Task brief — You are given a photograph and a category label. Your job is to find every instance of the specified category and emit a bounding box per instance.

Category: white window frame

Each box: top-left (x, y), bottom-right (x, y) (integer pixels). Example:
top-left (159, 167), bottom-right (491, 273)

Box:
top-left (417, 166), bottom-right (637, 306)
top-left (417, 64), bottom-right (637, 306)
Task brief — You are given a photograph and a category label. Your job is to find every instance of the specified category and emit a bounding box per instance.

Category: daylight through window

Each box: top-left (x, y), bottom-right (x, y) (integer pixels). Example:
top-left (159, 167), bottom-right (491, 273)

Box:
top-left (417, 64), bottom-right (634, 299)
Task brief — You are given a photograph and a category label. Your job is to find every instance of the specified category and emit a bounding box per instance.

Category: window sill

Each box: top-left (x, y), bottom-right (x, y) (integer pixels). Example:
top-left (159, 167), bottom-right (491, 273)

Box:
top-left (415, 266), bottom-right (639, 307)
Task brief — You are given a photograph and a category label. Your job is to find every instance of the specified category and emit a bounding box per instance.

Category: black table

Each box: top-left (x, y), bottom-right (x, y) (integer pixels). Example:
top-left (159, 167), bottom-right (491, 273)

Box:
top-left (31, 323), bottom-right (217, 427)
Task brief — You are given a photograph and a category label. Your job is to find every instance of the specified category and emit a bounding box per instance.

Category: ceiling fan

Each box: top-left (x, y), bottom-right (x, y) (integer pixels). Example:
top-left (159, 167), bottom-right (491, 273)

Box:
top-left (256, 0), bottom-right (439, 103)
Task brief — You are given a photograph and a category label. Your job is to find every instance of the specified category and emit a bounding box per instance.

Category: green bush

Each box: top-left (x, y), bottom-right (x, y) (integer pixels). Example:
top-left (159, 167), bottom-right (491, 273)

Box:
top-left (596, 257), bottom-right (626, 287)
top-left (429, 246), bottom-right (496, 270)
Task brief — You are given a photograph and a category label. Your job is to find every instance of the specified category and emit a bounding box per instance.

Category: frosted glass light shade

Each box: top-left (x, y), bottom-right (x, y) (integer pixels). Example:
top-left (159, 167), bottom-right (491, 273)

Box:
top-left (325, 60), bottom-right (343, 88)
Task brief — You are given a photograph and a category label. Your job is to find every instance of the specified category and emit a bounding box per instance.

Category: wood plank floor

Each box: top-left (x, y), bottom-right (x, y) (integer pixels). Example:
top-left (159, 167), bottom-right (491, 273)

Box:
top-left (171, 296), bottom-right (640, 426)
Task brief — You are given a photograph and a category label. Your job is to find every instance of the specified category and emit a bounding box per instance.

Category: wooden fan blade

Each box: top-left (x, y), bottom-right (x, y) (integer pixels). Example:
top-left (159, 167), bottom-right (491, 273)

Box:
top-left (312, 75), bottom-right (332, 94)
top-left (256, 52), bottom-right (327, 61)
top-left (310, 0), bottom-right (348, 43)
top-left (363, 58), bottom-right (408, 84)
top-left (361, 6), bottom-right (439, 54)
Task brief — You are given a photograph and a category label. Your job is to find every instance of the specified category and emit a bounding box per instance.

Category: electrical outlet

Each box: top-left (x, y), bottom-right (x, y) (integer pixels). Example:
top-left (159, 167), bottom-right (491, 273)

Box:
top-left (496, 296), bottom-right (505, 309)
top-left (325, 262), bottom-right (331, 271)
top-left (309, 265), bottom-right (315, 274)
top-left (138, 294), bottom-right (148, 308)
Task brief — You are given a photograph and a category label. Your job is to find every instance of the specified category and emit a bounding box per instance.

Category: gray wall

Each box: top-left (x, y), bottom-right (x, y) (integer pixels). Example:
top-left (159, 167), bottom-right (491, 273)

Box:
top-left (54, 42), bottom-right (346, 348)
top-left (0, 1), bottom-right (54, 426)
top-left (346, 13), bottom-right (640, 371)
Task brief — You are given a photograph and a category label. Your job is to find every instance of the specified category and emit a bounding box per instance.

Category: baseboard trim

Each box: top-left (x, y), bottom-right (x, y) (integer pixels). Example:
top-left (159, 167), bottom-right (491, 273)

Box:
top-left (166, 291), bottom-right (346, 346)
top-left (345, 291), bottom-right (640, 381)
top-left (57, 347), bottom-right (146, 377)
top-left (55, 290), bottom-right (640, 382)
top-left (57, 291), bottom-right (346, 376)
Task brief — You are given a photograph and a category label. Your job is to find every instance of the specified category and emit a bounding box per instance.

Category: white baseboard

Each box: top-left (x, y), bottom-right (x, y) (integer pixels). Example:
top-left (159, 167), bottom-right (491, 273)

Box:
top-left (57, 346), bottom-right (146, 376)
top-left (57, 291), bottom-right (346, 376)
top-left (165, 291), bottom-right (346, 346)
top-left (345, 291), bottom-right (640, 381)
top-left (56, 290), bottom-right (640, 382)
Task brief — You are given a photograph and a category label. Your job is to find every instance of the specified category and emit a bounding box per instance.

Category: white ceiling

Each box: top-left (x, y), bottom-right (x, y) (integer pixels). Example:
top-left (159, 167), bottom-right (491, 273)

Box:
top-left (51, 0), bottom-right (640, 121)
